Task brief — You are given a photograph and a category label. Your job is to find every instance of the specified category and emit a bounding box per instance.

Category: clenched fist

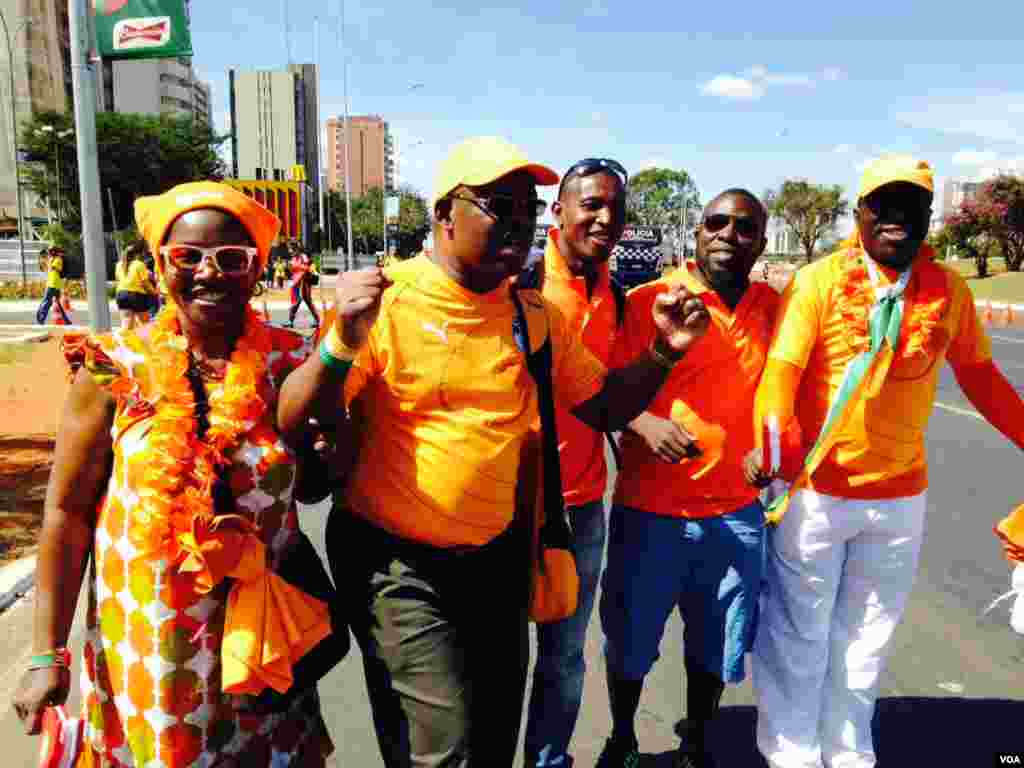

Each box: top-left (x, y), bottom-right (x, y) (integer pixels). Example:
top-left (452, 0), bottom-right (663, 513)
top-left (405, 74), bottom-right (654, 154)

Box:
top-left (334, 267), bottom-right (391, 350)
top-left (652, 285), bottom-right (710, 356)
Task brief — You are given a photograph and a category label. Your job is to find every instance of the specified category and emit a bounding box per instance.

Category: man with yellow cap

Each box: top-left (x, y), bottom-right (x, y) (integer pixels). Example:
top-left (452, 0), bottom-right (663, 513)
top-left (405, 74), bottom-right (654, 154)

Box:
top-left (746, 157), bottom-right (1024, 768)
top-left (278, 136), bottom-right (713, 767)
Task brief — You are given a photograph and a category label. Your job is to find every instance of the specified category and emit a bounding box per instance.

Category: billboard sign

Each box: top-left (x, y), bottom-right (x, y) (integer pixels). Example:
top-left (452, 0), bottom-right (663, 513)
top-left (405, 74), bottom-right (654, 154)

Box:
top-left (94, 0), bottom-right (193, 61)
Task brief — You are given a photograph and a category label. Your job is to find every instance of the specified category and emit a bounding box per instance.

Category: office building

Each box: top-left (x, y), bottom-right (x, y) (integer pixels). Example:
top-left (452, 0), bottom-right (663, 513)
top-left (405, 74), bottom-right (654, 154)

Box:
top-left (0, 0), bottom-right (72, 218)
top-left (325, 115), bottom-right (394, 197)
top-left (102, 57), bottom-right (212, 125)
top-left (228, 64), bottom-right (320, 243)
top-left (942, 179), bottom-right (982, 220)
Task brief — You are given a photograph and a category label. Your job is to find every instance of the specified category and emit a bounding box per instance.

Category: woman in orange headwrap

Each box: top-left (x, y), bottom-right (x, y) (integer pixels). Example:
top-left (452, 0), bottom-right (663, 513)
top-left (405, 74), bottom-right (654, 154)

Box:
top-left (12, 182), bottom-right (334, 767)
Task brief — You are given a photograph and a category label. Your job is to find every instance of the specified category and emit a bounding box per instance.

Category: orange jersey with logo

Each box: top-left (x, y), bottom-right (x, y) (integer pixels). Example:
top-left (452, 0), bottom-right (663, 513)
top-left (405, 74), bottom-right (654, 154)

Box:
top-left (341, 255), bottom-right (607, 546)
top-left (541, 231), bottom-right (621, 507)
top-left (613, 264), bottom-right (780, 518)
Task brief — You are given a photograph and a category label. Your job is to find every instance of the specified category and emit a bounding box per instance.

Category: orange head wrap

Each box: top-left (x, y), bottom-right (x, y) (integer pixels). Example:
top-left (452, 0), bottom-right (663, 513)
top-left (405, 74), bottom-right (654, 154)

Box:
top-left (134, 181), bottom-right (281, 280)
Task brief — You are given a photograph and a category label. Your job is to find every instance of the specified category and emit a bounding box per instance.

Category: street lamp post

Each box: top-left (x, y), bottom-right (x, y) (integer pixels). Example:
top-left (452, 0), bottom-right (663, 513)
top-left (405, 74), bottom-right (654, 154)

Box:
top-left (337, 1), bottom-right (353, 270)
top-left (1, 11), bottom-right (32, 286)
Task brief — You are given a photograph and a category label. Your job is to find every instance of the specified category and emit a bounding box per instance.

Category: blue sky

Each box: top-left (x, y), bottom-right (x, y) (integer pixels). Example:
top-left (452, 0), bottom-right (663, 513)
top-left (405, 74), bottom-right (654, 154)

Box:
top-left (190, 1), bottom-right (1024, 230)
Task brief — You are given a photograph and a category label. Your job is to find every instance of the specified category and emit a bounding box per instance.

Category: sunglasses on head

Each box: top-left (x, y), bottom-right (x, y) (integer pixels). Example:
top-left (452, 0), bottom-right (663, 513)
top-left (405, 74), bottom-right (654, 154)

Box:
top-left (159, 244), bottom-right (258, 276)
top-left (558, 158), bottom-right (629, 197)
top-left (701, 213), bottom-right (760, 238)
top-left (450, 193), bottom-right (548, 220)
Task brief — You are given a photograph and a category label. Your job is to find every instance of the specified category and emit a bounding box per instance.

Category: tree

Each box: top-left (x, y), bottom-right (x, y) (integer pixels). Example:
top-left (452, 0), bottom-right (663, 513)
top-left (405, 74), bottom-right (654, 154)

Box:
top-left (766, 180), bottom-right (848, 264)
top-left (941, 201), bottom-right (1000, 278)
top-left (327, 186), bottom-right (430, 257)
top-left (19, 110), bottom-right (227, 233)
top-left (977, 174), bottom-right (1024, 272)
top-left (626, 167), bottom-right (701, 234)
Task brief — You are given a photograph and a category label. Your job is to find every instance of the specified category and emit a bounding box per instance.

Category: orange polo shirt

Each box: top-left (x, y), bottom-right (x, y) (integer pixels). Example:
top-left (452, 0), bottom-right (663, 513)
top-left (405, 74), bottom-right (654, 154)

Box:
top-left (767, 249), bottom-right (991, 498)
top-left (541, 230), bottom-right (621, 507)
top-left (342, 254), bottom-right (607, 547)
top-left (612, 263), bottom-right (780, 518)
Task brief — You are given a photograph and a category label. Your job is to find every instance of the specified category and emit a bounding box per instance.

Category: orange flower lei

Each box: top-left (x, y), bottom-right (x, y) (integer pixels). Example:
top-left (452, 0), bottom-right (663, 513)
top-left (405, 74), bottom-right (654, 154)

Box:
top-left (837, 244), bottom-right (949, 360)
top-left (129, 303), bottom-right (274, 563)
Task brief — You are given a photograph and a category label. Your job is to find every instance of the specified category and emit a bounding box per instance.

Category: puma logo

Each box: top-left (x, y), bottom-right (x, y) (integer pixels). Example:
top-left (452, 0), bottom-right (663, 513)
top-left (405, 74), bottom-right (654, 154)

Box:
top-left (422, 320), bottom-right (449, 344)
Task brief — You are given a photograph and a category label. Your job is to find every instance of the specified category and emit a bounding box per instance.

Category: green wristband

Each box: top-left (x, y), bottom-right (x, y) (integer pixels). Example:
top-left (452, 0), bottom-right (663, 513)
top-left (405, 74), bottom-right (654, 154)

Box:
top-left (319, 341), bottom-right (354, 376)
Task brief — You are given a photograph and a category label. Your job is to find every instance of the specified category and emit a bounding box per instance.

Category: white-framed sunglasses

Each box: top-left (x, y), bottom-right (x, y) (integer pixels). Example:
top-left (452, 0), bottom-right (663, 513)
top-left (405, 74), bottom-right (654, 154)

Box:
top-left (159, 244), bottom-right (258, 276)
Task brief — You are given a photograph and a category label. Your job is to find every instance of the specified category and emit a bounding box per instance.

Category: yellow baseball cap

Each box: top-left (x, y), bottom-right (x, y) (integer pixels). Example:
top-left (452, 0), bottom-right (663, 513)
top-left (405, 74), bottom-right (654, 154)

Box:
top-left (432, 136), bottom-right (559, 206)
top-left (858, 155), bottom-right (935, 200)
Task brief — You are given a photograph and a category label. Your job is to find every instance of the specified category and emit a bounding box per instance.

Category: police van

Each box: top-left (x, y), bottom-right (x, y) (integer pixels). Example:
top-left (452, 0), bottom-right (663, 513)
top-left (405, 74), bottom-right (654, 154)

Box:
top-left (609, 226), bottom-right (663, 288)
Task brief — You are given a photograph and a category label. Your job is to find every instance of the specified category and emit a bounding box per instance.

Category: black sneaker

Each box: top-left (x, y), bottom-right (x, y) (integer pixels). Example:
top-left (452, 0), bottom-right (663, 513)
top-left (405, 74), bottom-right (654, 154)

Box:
top-left (595, 738), bottom-right (640, 768)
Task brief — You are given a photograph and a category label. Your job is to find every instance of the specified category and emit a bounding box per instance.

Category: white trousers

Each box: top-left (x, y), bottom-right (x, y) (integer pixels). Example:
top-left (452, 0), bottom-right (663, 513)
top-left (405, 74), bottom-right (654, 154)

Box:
top-left (753, 489), bottom-right (926, 768)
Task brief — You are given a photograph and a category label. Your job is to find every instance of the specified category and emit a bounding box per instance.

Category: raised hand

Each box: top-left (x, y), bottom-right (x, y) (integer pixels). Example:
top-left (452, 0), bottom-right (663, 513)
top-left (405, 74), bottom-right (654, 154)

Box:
top-left (334, 267), bottom-right (391, 350)
top-left (651, 284), bottom-right (711, 357)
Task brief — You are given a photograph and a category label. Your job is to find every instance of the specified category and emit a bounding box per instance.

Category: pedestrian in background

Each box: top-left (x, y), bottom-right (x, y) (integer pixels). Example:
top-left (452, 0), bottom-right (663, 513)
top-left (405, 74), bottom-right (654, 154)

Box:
top-left (748, 156), bottom-right (1024, 768)
top-left (597, 189), bottom-right (779, 768)
top-left (114, 241), bottom-right (158, 329)
top-left (287, 240), bottom-right (320, 328)
top-left (278, 136), bottom-right (712, 768)
top-left (35, 246), bottom-right (71, 325)
top-left (523, 157), bottom-right (629, 768)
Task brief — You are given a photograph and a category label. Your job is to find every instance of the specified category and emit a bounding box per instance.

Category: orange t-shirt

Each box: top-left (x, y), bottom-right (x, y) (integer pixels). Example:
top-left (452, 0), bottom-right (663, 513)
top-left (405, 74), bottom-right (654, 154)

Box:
top-left (768, 248), bottom-right (992, 498)
top-left (612, 263), bottom-right (780, 518)
top-left (541, 231), bottom-right (621, 507)
top-left (342, 255), bottom-right (607, 547)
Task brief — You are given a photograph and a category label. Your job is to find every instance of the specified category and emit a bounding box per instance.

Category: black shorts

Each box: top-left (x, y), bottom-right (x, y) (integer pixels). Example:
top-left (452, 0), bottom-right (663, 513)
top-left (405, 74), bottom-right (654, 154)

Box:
top-left (116, 291), bottom-right (153, 312)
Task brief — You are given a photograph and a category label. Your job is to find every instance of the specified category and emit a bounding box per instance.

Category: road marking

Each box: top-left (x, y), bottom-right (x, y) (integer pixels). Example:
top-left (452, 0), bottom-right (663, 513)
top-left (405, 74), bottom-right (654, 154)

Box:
top-left (991, 334), bottom-right (1024, 344)
top-left (935, 401), bottom-right (983, 420)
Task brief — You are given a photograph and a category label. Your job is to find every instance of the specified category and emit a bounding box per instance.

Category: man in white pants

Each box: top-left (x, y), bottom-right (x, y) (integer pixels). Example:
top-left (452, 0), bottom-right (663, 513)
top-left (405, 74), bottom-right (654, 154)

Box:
top-left (746, 156), bottom-right (1024, 768)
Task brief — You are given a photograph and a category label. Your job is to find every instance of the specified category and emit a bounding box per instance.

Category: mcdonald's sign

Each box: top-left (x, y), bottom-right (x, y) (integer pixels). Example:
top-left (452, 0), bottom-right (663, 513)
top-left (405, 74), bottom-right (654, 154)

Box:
top-left (221, 179), bottom-right (304, 241)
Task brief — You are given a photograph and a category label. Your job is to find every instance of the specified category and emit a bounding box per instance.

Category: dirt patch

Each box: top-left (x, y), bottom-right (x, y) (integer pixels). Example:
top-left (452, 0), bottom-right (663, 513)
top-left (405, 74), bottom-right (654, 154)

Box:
top-left (0, 337), bottom-right (69, 565)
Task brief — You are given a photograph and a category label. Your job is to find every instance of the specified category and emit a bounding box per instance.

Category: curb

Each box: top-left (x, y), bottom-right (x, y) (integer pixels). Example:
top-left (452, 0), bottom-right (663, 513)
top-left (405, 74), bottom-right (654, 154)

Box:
top-left (0, 557), bottom-right (36, 616)
top-left (0, 331), bottom-right (51, 344)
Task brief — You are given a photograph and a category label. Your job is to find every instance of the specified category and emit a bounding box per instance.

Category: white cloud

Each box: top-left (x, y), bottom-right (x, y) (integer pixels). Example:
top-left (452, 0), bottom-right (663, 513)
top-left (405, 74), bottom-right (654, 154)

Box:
top-left (700, 75), bottom-right (765, 101)
top-left (896, 92), bottom-right (1024, 145)
top-left (764, 73), bottom-right (814, 87)
top-left (952, 149), bottom-right (998, 166)
top-left (822, 66), bottom-right (845, 82)
top-left (834, 143), bottom-right (855, 154)
top-left (702, 65), bottom-right (840, 102)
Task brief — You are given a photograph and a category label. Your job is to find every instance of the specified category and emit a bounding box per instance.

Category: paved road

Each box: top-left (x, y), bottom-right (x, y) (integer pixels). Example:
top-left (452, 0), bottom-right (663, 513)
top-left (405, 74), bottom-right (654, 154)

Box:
top-left (0, 331), bottom-right (1022, 766)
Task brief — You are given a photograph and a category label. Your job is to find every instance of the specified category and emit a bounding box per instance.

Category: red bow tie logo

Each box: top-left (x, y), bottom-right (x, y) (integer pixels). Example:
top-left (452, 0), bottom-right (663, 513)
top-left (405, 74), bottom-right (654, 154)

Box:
top-left (113, 17), bottom-right (171, 48)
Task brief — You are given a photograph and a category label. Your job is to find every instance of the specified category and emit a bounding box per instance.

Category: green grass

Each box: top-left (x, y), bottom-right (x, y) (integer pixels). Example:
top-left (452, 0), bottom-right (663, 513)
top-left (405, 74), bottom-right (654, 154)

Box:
top-left (946, 259), bottom-right (1024, 304)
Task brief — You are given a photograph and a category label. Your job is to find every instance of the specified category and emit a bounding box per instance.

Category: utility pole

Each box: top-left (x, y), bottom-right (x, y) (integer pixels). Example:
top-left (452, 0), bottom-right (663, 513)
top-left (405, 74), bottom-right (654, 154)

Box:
top-left (339, 2), bottom-right (354, 269)
top-left (69, 0), bottom-right (111, 330)
top-left (1, 11), bottom-right (29, 287)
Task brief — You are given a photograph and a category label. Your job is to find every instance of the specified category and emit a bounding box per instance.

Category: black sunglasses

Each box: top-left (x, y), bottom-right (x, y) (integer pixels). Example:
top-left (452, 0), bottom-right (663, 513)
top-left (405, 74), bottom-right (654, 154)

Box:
top-left (451, 194), bottom-right (547, 220)
top-left (702, 213), bottom-right (760, 239)
top-left (558, 158), bottom-right (629, 198)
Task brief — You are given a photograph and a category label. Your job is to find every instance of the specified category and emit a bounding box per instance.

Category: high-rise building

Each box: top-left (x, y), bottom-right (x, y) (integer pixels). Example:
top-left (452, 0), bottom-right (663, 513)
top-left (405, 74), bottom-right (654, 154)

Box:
top-left (325, 115), bottom-right (394, 197)
top-left (942, 178), bottom-right (982, 220)
top-left (0, 0), bottom-right (73, 217)
top-left (102, 57), bottom-right (212, 126)
top-left (228, 64), bottom-right (320, 243)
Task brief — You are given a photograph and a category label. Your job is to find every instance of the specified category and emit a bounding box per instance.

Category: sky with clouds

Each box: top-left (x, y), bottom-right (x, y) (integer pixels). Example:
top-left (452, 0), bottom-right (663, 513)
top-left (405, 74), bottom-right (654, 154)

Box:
top-left (190, 0), bottom-right (1024, 229)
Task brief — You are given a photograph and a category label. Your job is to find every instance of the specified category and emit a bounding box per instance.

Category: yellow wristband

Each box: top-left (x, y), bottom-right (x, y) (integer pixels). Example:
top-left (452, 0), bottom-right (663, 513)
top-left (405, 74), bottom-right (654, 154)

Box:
top-left (323, 325), bottom-right (359, 362)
